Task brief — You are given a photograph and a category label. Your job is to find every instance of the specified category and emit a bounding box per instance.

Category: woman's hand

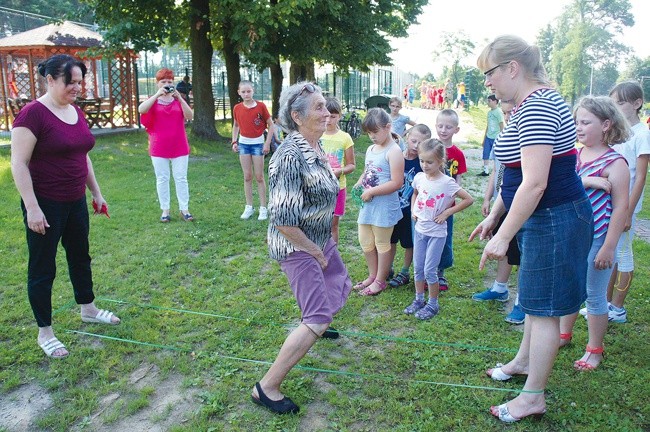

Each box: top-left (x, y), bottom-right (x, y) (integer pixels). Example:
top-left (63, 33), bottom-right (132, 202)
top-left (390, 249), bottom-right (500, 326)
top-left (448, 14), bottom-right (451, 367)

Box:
top-left (481, 199), bottom-right (491, 217)
top-left (312, 250), bottom-right (329, 270)
top-left (468, 213), bottom-right (498, 243)
top-left (26, 206), bottom-right (49, 235)
top-left (479, 234), bottom-right (510, 270)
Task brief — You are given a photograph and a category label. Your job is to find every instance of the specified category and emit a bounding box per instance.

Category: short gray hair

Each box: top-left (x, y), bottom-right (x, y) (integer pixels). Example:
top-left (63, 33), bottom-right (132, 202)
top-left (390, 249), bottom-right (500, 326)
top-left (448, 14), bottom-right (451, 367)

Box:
top-left (279, 81), bottom-right (323, 132)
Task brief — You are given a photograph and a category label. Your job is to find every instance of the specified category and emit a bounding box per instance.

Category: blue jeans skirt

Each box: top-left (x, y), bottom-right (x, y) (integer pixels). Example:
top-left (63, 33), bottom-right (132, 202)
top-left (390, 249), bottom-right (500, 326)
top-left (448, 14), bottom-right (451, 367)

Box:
top-left (517, 197), bottom-right (593, 317)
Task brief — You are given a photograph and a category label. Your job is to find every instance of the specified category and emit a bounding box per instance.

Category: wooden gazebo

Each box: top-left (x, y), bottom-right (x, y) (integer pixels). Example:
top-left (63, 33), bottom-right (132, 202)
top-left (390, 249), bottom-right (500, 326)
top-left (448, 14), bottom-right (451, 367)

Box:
top-left (0, 21), bottom-right (138, 131)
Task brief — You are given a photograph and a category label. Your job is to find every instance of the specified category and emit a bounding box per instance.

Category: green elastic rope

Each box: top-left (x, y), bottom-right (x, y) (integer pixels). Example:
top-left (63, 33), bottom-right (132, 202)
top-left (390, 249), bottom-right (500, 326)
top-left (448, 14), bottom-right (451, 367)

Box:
top-left (96, 297), bottom-right (517, 353)
top-left (52, 300), bottom-right (77, 316)
top-left (64, 329), bottom-right (542, 395)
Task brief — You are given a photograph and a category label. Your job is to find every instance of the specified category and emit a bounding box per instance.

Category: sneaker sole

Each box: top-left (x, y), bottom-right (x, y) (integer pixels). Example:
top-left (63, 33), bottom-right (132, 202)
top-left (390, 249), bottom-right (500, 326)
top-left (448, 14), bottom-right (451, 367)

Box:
top-left (472, 296), bottom-right (509, 302)
top-left (505, 317), bottom-right (525, 324)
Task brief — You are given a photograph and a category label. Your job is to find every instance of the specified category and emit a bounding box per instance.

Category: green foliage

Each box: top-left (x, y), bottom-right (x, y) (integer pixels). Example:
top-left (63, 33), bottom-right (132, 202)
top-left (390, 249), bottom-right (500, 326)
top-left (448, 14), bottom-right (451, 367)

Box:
top-left (541, 0), bottom-right (634, 103)
top-left (623, 57), bottom-right (650, 102)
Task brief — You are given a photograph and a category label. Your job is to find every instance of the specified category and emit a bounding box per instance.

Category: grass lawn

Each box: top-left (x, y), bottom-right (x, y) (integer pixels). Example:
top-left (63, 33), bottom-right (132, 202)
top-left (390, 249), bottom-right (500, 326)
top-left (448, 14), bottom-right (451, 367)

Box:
top-left (0, 123), bottom-right (648, 431)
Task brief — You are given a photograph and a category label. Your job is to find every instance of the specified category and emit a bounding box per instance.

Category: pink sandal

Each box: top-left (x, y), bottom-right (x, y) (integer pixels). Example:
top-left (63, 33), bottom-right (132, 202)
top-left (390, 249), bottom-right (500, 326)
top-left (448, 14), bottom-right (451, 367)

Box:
top-left (359, 280), bottom-right (387, 296)
top-left (353, 276), bottom-right (376, 291)
top-left (574, 345), bottom-right (604, 371)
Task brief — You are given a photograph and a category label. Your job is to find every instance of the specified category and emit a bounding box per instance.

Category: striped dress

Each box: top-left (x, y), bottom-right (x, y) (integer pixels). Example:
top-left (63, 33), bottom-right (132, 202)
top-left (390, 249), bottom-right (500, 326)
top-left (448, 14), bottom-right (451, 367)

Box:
top-left (576, 147), bottom-right (626, 238)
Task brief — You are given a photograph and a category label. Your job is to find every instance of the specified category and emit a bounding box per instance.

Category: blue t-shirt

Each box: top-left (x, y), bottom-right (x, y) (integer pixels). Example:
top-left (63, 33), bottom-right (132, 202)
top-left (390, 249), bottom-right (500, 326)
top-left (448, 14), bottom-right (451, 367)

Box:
top-left (391, 115), bottom-right (411, 136)
top-left (398, 157), bottom-right (422, 211)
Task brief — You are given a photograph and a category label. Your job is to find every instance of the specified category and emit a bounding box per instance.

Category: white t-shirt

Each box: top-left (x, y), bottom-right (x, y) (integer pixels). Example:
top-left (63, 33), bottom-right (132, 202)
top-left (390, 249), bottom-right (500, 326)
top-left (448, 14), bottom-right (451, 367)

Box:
top-left (412, 172), bottom-right (461, 237)
top-left (611, 122), bottom-right (650, 214)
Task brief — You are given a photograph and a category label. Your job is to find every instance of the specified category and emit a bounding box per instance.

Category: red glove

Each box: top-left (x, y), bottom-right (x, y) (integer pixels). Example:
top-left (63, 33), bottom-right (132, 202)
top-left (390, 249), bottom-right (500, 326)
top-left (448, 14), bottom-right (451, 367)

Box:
top-left (92, 199), bottom-right (110, 218)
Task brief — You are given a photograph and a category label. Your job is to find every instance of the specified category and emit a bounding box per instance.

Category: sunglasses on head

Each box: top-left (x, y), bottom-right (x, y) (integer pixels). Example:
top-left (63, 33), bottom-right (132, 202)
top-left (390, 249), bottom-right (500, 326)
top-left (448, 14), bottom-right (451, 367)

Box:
top-left (288, 83), bottom-right (317, 108)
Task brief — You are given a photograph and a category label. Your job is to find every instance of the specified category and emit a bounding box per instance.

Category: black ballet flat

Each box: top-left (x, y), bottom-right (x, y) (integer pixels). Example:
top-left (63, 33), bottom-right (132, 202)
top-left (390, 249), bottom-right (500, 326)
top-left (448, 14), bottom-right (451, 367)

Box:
top-left (322, 327), bottom-right (340, 339)
top-left (251, 382), bottom-right (299, 414)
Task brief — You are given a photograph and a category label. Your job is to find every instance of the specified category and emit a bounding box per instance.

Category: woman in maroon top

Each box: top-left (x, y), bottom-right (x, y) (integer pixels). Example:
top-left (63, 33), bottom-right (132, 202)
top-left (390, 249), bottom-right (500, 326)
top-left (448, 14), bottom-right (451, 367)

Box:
top-left (11, 54), bottom-right (121, 359)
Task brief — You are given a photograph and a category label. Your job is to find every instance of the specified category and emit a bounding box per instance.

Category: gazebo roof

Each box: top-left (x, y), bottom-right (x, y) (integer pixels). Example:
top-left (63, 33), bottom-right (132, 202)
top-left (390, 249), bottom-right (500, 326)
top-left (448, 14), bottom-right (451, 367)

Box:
top-left (0, 21), bottom-right (102, 49)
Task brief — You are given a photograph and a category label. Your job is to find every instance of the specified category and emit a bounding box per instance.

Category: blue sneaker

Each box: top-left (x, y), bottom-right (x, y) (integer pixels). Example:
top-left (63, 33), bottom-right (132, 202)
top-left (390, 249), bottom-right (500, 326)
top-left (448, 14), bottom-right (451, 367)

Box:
top-left (607, 303), bottom-right (627, 323)
top-left (472, 288), bottom-right (509, 302)
top-left (505, 304), bottom-right (525, 324)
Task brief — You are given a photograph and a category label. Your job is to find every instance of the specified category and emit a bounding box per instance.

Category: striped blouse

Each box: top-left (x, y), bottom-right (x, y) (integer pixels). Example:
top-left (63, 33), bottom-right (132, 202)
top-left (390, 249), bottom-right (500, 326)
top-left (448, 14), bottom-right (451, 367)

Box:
top-left (494, 88), bottom-right (584, 210)
top-left (267, 131), bottom-right (340, 261)
top-left (577, 148), bottom-right (626, 238)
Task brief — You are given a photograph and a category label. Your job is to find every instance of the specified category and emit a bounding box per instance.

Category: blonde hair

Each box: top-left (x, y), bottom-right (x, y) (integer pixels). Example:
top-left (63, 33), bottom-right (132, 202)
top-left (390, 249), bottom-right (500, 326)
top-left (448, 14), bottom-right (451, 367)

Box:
top-left (362, 107), bottom-right (391, 133)
top-left (418, 138), bottom-right (446, 173)
top-left (574, 96), bottom-right (630, 146)
top-left (477, 35), bottom-right (550, 86)
top-left (407, 124), bottom-right (432, 140)
top-left (389, 96), bottom-right (402, 107)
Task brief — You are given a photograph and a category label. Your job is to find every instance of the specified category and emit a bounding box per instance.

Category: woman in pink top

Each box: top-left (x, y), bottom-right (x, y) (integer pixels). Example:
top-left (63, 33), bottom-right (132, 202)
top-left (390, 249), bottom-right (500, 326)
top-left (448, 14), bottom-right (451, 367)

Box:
top-left (139, 68), bottom-right (194, 222)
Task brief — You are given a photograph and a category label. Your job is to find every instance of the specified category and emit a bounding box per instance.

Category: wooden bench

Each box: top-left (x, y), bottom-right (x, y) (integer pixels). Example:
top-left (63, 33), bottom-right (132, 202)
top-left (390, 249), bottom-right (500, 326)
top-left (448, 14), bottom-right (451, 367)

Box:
top-left (76, 98), bottom-right (112, 128)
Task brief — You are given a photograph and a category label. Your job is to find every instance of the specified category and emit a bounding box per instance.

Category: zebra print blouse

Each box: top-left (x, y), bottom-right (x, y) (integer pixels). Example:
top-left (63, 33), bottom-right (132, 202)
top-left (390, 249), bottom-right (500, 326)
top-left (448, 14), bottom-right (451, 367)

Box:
top-left (267, 131), bottom-right (340, 261)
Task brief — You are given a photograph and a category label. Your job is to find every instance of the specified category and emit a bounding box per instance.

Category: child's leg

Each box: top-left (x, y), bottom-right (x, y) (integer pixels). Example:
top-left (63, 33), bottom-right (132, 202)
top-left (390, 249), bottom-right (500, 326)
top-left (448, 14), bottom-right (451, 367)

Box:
top-left (331, 189), bottom-right (346, 244)
top-left (607, 224), bottom-right (634, 322)
top-left (239, 154), bottom-right (254, 206)
top-left (251, 154), bottom-right (267, 207)
top-left (415, 236), bottom-right (445, 320)
top-left (360, 226), bottom-right (393, 295)
top-left (356, 224), bottom-right (377, 288)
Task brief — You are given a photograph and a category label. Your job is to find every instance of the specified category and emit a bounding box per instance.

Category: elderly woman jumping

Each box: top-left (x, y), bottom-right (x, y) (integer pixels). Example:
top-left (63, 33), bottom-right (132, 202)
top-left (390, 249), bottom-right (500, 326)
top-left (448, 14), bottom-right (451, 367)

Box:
top-left (251, 82), bottom-right (352, 414)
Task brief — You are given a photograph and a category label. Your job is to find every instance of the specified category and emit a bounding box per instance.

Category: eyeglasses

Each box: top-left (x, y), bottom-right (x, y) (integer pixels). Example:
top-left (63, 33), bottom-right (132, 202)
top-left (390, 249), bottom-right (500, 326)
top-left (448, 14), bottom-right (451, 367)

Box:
top-left (483, 62), bottom-right (510, 77)
top-left (288, 83), bottom-right (317, 109)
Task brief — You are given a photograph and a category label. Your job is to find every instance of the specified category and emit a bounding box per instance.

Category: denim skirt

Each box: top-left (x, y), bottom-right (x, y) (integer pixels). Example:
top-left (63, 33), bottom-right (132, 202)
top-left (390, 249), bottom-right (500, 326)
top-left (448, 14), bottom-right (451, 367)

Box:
top-left (516, 197), bottom-right (593, 317)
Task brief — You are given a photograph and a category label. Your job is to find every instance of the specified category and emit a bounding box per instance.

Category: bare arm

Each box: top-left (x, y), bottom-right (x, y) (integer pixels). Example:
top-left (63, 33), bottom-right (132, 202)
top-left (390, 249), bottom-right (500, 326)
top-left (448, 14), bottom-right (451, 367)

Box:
top-left (434, 188), bottom-right (474, 223)
top-left (276, 225), bottom-right (327, 269)
top-left (85, 155), bottom-right (107, 209)
top-left (594, 159), bottom-right (630, 269)
top-left (138, 87), bottom-right (166, 114)
top-left (482, 165), bottom-right (496, 217)
top-left (231, 118), bottom-right (240, 152)
top-left (334, 146), bottom-right (356, 179)
top-left (263, 117), bottom-right (274, 154)
top-left (10, 127), bottom-right (48, 234)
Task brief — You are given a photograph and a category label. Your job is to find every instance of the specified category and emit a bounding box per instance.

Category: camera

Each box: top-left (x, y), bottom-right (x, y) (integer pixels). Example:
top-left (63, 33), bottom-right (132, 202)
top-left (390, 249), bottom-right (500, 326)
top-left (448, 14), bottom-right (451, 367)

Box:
top-left (163, 85), bottom-right (175, 93)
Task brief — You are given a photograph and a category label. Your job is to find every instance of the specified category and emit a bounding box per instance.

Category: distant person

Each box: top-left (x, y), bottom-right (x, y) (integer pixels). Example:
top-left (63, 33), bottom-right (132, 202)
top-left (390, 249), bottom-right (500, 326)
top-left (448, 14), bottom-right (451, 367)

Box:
top-left (175, 75), bottom-right (192, 105)
top-left (11, 54), bottom-right (121, 359)
top-left (388, 97), bottom-right (415, 137)
top-left (478, 94), bottom-right (504, 176)
top-left (139, 68), bottom-right (195, 222)
top-left (232, 80), bottom-right (275, 220)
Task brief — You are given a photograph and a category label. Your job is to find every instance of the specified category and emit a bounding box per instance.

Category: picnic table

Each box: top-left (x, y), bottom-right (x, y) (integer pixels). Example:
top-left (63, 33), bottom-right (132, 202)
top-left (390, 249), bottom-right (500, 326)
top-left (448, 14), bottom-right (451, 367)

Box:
top-left (76, 98), bottom-right (112, 128)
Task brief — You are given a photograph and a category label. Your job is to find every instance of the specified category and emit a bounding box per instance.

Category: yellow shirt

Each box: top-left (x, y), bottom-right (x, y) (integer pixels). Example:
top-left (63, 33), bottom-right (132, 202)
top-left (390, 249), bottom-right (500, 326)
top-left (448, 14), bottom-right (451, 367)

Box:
top-left (321, 129), bottom-right (354, 189)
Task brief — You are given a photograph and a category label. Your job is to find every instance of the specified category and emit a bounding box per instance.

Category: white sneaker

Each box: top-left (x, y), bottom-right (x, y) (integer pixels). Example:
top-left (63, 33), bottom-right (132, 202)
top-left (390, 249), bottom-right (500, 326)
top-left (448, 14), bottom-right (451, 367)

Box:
top-left (240, 205), bottom-right (254, 219)
top-left (579, 307), bottom-right (587, 317)
top-left (258, 207), bottom-right (268, 221)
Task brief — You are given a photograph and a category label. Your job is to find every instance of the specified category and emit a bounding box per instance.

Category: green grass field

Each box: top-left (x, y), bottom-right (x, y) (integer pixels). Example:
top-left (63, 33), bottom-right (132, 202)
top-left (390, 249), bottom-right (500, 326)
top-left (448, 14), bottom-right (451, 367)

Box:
top-left (0, 122), bottom-right (648, 431)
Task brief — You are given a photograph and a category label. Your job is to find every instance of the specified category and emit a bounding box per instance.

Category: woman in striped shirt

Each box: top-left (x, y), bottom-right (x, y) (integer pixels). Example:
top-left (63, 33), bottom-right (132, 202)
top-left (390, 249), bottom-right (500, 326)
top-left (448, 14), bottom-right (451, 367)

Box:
top-left (470, 35), bottom-right (593, 423)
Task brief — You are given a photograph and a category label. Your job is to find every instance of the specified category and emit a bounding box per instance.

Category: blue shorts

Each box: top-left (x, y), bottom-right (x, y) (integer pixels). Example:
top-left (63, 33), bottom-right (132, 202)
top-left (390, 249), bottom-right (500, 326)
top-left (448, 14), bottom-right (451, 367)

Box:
top-left (517, 197), bottom-right (593, 317)
top-left (237, 143), bottom-right (264, 156)
top-left (482, 136), bottom-right (495, 160)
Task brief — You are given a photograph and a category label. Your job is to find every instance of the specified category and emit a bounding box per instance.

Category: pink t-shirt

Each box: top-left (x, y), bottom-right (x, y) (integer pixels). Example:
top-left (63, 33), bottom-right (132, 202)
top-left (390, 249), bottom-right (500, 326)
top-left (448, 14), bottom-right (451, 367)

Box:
top-left (141, 99), bottom-right (190, 158)
top-left (13, 101), bottom-right (95, 202)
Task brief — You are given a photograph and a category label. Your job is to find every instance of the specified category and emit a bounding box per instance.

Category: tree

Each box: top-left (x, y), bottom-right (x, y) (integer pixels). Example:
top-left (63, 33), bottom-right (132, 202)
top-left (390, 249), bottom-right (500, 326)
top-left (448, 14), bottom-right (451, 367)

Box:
top-left (85, 0), bottom-right (218, 139)
top-left (433, 31), bottom-right (475, 91)
top-left (542, 0), bottom-right (634, 104)
top-left (623, 56), bottom-right (650, 102)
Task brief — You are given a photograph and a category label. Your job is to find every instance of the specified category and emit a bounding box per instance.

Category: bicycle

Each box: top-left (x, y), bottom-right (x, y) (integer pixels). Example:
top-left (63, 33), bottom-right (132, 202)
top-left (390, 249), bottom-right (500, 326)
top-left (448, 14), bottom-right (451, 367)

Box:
top-left (338, 105), bottom-right (362, 139)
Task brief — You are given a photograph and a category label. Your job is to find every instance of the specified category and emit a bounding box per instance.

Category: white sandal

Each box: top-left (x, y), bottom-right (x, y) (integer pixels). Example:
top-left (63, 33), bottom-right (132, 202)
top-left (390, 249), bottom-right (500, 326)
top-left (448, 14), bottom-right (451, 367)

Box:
top-left (39, 337), bottom-right (68, 358)
top-left (486, 363), bottom-right (513, 381)
top-left (81, 309), bottom-right (120, 325)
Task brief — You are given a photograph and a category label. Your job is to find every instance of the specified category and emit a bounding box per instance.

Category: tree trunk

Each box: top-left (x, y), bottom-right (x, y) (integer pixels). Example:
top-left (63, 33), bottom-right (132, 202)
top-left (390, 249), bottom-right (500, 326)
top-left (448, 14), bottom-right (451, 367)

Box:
top-left (270, 59), bottom-right (283, 117)
top-left (189, 0), bottom-right (218, 139)
top-left (222, 30), bottom-right (241, 114)
top-left (289, 62), bottom-right (315, 84)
